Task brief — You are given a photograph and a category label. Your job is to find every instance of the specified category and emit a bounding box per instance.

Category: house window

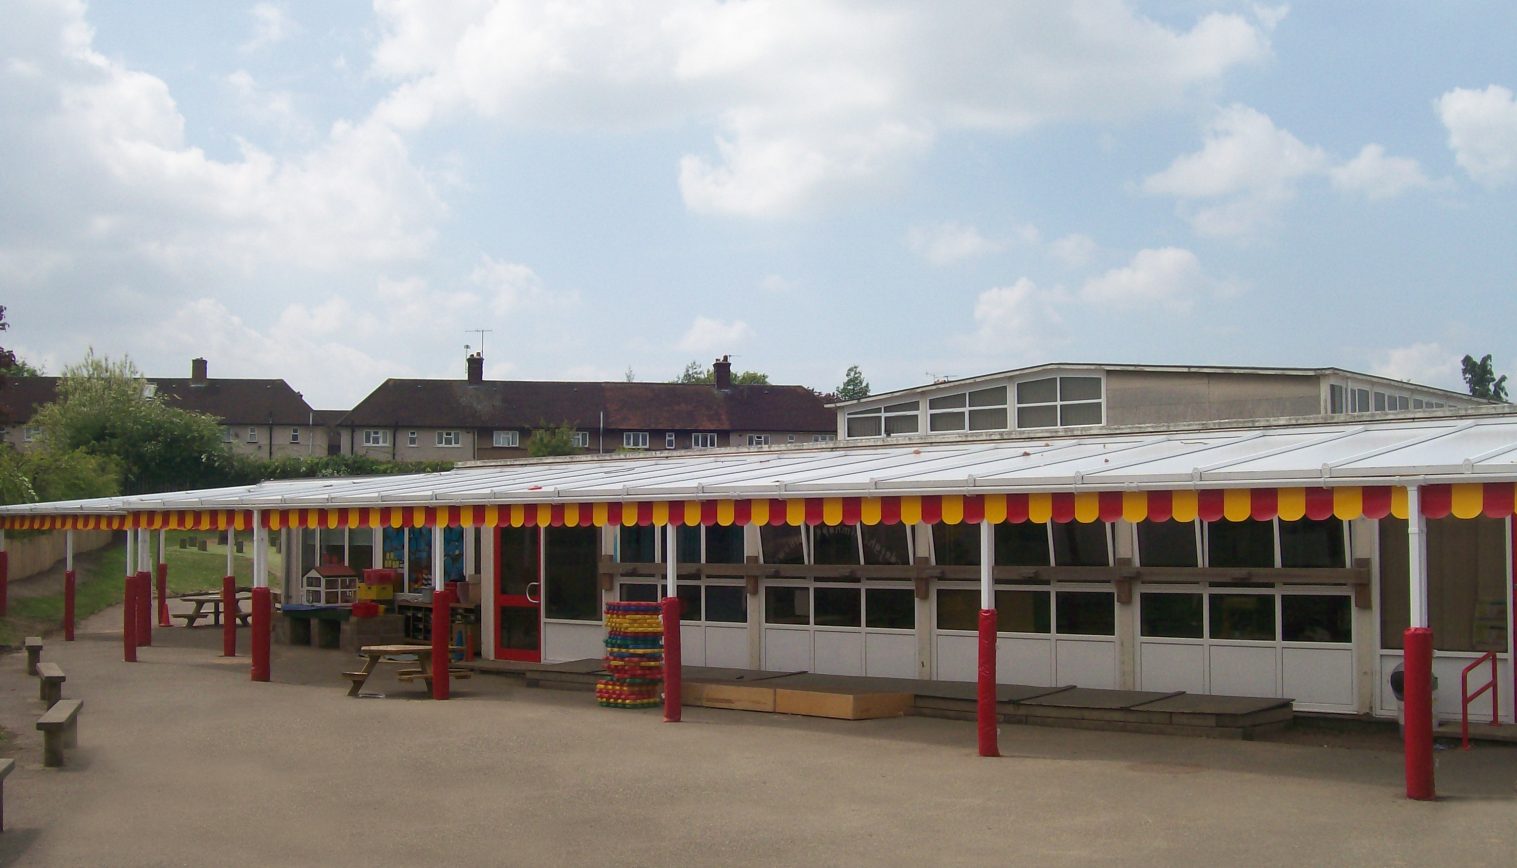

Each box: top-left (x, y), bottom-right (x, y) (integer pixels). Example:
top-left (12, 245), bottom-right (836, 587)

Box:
top-left (362, 429), bottom-right (389, 447)
top-left (666, 432), bottom-right (676, 449)
top-left (845, 401), bottom-right (919, 438)
top-left (407, 431), bottom-right (418, 447)
top-left (247, 427), bottom-right (259, 443)
top-left (746, 434), bottom-right (771, 447)
top-left (1016, 376), bottom-right (1103, 428)
top-left (23, 426), bottom-right (43, 443)
top-left (436, 430), bottom-right (461, 447)
top-left (289, 428), bottom-right (301, 444)
top-left (692, 433), bottom-right (719, 448)
top-left (623, 432), bottom-right (649, 449)
top-left (812, 434), bottom-right (836, 442)
top-left (571, 431), bottom-right (590, 448)
top-left (930, 386), bottom-right (1009, 432)
top-left (493, 430), bottom-right (520, 448)
top-left (222, 427), bottom-right (234, 443)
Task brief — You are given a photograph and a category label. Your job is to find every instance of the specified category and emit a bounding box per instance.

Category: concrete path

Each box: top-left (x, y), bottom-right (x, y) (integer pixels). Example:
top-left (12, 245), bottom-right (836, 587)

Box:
top-left (1, 607), bottom-right (1514, 867)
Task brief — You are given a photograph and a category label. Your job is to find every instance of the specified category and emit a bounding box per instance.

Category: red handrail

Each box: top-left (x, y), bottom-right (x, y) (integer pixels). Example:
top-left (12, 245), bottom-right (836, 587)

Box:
top-left (1459, 651), bottom-right (1500, 750)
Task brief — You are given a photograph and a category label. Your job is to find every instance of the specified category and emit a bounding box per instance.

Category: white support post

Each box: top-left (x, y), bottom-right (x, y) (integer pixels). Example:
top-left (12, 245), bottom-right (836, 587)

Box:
top-left (65, 529), bottom-right (74, 572)
top-left (226, 527), bottom-right (235, 576)
top-left (980, 519), bottom-right (994, 609)
top-left (157, 529), bottom-right (166, 569)
top-left (124, 527), bottom-right (134, 578)
top-left (665, 523), bottom-right (677, 598)
top-left (253, 516), bottom-right (267, 588)
top-left (433, 525), bottom-right (445, 591)
top-left (137, 528), bottom-right (151, 574)
top-left (1407, 486), bottom-right (1427, 628)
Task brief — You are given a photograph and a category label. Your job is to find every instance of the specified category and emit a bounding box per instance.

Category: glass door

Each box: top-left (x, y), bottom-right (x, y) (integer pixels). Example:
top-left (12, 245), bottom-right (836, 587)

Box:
top-left (495, 527), bottom-right (541, 662)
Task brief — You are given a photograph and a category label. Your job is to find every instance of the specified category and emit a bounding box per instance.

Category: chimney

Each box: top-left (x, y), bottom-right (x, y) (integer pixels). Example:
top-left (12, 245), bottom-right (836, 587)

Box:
top-left (466, 351), bottom-right (484, 384)
top-left (191, 357), bottom-right (208, 384)
top-left (713, 355), bottom-right (732, 391)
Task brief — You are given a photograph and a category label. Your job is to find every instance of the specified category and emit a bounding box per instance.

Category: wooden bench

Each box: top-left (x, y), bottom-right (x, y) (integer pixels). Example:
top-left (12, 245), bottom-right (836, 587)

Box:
top-left (37, 662), bottom-right (66, 709)
top-left (37, 699), bottom-right (83, 768)
top-left (24, 637), bottom-right (42, 676)
top-left (0, 757), bottom-right (13, 832)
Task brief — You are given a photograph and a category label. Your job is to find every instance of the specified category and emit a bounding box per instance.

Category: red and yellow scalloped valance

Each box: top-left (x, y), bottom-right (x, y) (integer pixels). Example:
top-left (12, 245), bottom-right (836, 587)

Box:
top-left (3, 483), bottom-right (1514, 531)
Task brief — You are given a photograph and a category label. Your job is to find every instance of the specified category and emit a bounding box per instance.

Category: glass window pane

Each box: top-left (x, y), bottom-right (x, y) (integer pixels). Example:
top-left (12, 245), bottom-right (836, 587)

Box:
top-left (1052, 522), bottom-right (1109, 566)
top-left (932, 523), bottom-right (980, 566)
top-left (1137, 520), bottom-right (1198, 568)
top-left (1209, 594), bottom-right (1275, 641)
top-left (1378, 518), bottom-right (1409, 649)
top-left (348, 533), bottom-right (374, 572)
top-left (1056, 591), bottom-right (1115, 636)
top-left (1017, 405), bottom-right (1058, 429)
top-left (1207, 520), bottom-right (1275, 568)
top-left (884, 402), bottom-right (918, 413)
top-left (705, 525), bottom-right (744, 565)
top-left (935, 589), bottom-right (979, 631)
top-left (995, 522), bottom-right (1050, 567)
top-left (1426, 516), bottom-right (1509, 652)
top-left (407, 528), bottom-right (432, 591)
top-left (813, 525), bottom-right (860, 565)
top-left (930, 412), bottom-right (966, 432)
top-left (498, 527), bottom-right (538, 597)
top-left (968, 408), bottom-right (1008, 430)
top-left (884, 414), bottom-right (919, 435)
top-left (676, 525), bottom-right (702, 565)
top-left (619, 526), bottom-right (656, 563)
top-left (676, 584), bottom-right (701, 621)
top-left (814, 587), bottom-right (861, 627)
top-left (1140, 593), bottom-right (1203, 638)
top-left (1060, 376), bottom-right (1102, 401)
top-left (866, 588), bottom-right (915, 629)
top-left (1330, 384), bottom-right (1346, 414)
top-left (544, 526), bottom-right (599, 621)
top-left (1017, 377), bottom-right (1057, 404)
top-left (760, 525), bottom-right (805, 564)
top-left (846, 415), bottom-right (882, 437)
top-left (704, 585), bottom-right (747, 623)
top-left (996, 589), bottom-right (1050, 633)
top-left (1282, 595), bottom-right (1351, 643)
top-left (1279, 518), bottom-right (1345, 568)
top-left (929, 393), bottom-right (967, 410)
top-left (764, 586), bottom-right (809, 624)
top-left (1060, 403), bottom-right (1102, 426)
top-left (969, 386), bottom-right (1008, 407)
top-left (862, 524), bottom-right (911, 566)
top-left (619, 583), bottom-right (658, 602)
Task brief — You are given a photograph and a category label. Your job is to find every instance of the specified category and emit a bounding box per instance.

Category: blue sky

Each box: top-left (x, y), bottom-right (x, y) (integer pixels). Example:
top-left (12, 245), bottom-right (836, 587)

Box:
top-left (3, 1), bottom-right (1515, 409)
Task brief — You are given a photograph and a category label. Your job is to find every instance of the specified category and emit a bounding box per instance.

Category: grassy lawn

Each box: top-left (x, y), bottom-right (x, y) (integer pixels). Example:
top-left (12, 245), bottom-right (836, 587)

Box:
top-left (0, 531), bottom-right (282, 646)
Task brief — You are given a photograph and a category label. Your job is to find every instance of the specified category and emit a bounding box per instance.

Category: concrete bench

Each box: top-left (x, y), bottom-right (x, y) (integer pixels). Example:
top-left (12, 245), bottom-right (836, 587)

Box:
top-left (0, 757), bottom-right (13, 831)
top-left (37, 662), bottom-right (66, 708)
top-left (37, 699), bottom-right (83, 768)
top-left (24, 637), bottom-right (43, 676)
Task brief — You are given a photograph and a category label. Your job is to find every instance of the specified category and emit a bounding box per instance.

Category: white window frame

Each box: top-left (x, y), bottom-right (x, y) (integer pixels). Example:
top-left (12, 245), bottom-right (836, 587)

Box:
top-left (493, 430), bottom-right (520, 448)
top-left (692, 433), bottom-right (719, 448)
top-left (222, 427), bottom-right (234, 443)
top-left (666, 432), bottom-right (677, 449)
top-left (436, 430), bottom-right (462, 448)
top-left (1015, 375), bottom-right (1104, 429)
top-left (362, 429), bottom-right (390, 447)
top-left (812, 433), bottom-right (836, 442)
top-left (929, 385), bottom-right (1010, 433)
top-left (844, 400), bottom-right (920, 438)
top-left (246, 426), bottom-right (259, 443)
top-left (407, 430), bottom-right (418, 447)
top-left (571, 431), bottom-right (591, 448)
top-left (624, 431), bottom-right (649, 449)
top-left (746, 433), bottom-right (772, 447)
top-left (289, 427), bottom-right (301, 444)
top-left (23, 426), bottom-right (43, 443)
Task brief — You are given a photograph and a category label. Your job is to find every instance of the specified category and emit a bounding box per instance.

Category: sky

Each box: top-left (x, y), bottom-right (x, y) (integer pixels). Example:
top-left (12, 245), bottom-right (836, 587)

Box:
top-left (2, 1), bottom-right (1515, 410)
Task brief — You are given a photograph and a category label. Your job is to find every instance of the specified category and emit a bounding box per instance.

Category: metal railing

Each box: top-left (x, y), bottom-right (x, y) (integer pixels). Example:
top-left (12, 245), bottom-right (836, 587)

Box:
top-left (1459, 651), bottom-right (1501, 750)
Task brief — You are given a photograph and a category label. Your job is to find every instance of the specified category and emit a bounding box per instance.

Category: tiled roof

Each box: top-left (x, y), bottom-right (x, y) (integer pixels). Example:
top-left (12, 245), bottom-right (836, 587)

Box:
top-left (0, 376), bottom-right (59, 424)
top-left (342, 380), bottom-right (833, 433)
top-left (0, 376), bottom-right (312, 425)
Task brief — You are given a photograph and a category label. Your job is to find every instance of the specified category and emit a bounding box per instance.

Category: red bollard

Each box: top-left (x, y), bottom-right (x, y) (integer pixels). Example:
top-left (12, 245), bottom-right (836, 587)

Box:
top-left (662, 595), bottom-right (682, 723)
top-left (63, 570), bottom-right (76, 641)
top-left (156, 562), bottom-right (169, 627)
top-left (977, 608), bottom-right (1001, 757)
top-left (123, 577), bottom-right (138, 663)
top-left (250, 587), bottom-right (271, 682)
top-left (431, 589), bottom-right (454, 700)
top-left (136, 571), bottom-right (152, 646)
top-left (221, 575), bottom-right (237, 657)
top-left (1403, 627), bottom-right (1436, 800)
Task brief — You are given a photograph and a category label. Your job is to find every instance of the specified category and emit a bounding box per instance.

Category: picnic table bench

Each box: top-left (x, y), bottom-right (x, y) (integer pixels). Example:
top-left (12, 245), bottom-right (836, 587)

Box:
top-left (37, 698), bottom-right (83, 768)
top-left (343, 644), bottom-right (470, 697)
top-left (173, 592), bottom-right (252, 628)
top-left (37, 662), bottom-right (66, 708)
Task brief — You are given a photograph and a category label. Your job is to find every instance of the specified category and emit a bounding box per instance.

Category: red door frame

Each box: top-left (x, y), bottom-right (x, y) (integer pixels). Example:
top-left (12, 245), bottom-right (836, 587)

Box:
top-left (493, 526), bottom-right (542, 662)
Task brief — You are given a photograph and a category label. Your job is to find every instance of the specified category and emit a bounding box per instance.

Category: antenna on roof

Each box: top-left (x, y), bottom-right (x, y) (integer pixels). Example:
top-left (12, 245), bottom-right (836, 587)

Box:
top-left (926, 371), bottom-right (952, 384)
top-left (465, 329), bottom-right (493, 358)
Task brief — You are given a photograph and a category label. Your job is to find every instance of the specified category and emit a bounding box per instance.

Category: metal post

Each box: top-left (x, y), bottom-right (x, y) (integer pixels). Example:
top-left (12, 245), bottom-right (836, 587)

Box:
top-left (250, 514), bottom-right (271, 682)
top-left (123, 529), bottom-right (137, 662)
top-left (136, 528), bottom-right (151, 647)
top-left (430, 523), bottom-right (451, 700)
top-left (156, 529), bottom-right (169, 627)
top-left (977, 519), bottom-right (1000, 757)
top-left (223, 527), bottom-right (237, 658)
top-left (64, 530), bottom-right (76, 641)
top-left (1404, 485), bottom-right (1434, 800)
top-left (662, 522), bottom-right (682, 722)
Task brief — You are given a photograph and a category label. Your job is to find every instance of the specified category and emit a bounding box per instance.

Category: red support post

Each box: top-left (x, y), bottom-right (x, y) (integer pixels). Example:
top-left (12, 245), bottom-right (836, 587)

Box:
top-left (430, 588), bottom-right (455, 700)
top-left (123, 577), bottom-right (138, 663)
top-left (661, 595), bottom-right (682, 723)
top-left (250, 587), bottom-right (271, 682)
top-left (136, 571), bottom-right (152, 647)
top-left (977, 608), bottom-right (1000, 757)
top-left (1403, 627), bottom-right (1436, 800)
top-left (156, 562), bottom-right (169, 627)
top-left (63, 569), bottom-right (77, 641)
top-left (0, 550), bottom-right (8, 618)
top-left (221, 575), bottom-right (237, 657)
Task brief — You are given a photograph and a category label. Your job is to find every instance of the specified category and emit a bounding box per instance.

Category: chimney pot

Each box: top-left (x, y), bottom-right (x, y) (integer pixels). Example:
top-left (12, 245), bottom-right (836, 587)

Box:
top-left (713, 355), bottom-right (732, 391)
top-left (466, 351), bottom-right (484, 384)
top-left (191, 357), bottom-right (208, 384)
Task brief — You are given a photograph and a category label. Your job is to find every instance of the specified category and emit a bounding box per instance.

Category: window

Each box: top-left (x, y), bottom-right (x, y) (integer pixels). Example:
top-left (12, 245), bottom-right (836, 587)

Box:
top-left (937, 589), bottom-right (1050, 633)
top-left (931, 523), bottom-right (980, 566)
top-left (745, 433), bottom-right (771, 447)
top-left (23, 426), bottom-right (42, 443)
top-left (705, 586), bottom-right (747, 623)
top-left (1379, 516), bottom-right (1508, 652)
top-left (760, 525), bottom-right (805, 564)
top-left (866, 588), bottom-right (915, 629)
top-left (1052, 522), bottom-right (1110, 566)
top-left (436, 430), bottom-right (461, 447)
top-left (692, 433), bottom-right (719, 448)
top-left (362, 429), bottom-right (389, 447)
top-left (1279, 518), bottom-right (1345, 568)
top-left (289, 427), bottom-right (301, 444)
top-left (1140, 592), bottom-right (1204, 638)
top-left (1016, 375), bottom-right (1103, 428)
top-left (618, 526), bottom-right (657, 563)
top-left (786, 434), bottom-right (796, 443)
top-left (861, 524), bottom-right (911, 565)
top-left (666, 432), bottom-right (676, 449)
top-left (765, 586), bottom-right (810, 624)
top-left (221, 427), bottom-right (233, 443)
top-left (623, 432), bottom-right (648, 449)
top-left (1136, 520), bottom-right (1199, 567)
top-left (544, 527), bottom-right (600, 621)
top-left (1206, 520), bottom-right (1275, 568)
top-left (1209, 594), bottom-right (1275, 640)
top-left (812, 525), bottom-right (861, 566)
top-left (844, 401), bottom-right (919, 438)
top-left (407, 431), bottom-right (418, 447)
top-left (492, 430), bottom-right (520, 448)
top-left (247, 426), bottom-right (259, 443)
top-left (1056, 591), bottom-right (1115, 636)
top-left (995, 522), bottom-right (1051, 567)
top-left (929, 386), bottom-right (1009, 432)
top-left (571, 431), bottom-right (590, 448)
top-left (812, 434), bottom-right (836, 442)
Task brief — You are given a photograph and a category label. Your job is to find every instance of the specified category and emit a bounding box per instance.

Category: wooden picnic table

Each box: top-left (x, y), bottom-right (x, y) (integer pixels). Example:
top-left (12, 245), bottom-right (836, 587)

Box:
top-left (173, 592), bottom-right (252, 628)
top-left (343, 644), bottom-right (469, 697)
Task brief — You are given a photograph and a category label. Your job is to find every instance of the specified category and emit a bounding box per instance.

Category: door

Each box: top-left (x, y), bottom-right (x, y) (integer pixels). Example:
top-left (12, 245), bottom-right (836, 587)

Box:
top-left (495, 527), bottom-right (541, 662)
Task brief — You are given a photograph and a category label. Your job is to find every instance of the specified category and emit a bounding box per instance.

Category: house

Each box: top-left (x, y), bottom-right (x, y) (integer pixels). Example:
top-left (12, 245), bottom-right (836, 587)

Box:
top-left (338, 353), bottom-right (835, 460)
top-left (830, 363), bottom-right (1486, 441)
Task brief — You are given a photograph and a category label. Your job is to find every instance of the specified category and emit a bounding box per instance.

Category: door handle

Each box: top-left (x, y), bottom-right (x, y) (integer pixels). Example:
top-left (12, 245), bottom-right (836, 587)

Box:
top-left (525, 582), bottom-right (540, 604)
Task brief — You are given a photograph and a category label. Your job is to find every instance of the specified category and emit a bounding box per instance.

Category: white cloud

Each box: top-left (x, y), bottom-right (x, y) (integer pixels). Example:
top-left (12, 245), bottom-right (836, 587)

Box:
top-left (1078, 247), bottom-right (1219, 312)
top-left (1369, 342), bottom-right (1461, 391)
top-left (369, 1), bottom-right (1276, 217)
top-left (758, 274), bottom-right (798, 294)
top-left (243, 3), bottom-right (296, 53)
top-left (1436, 84), bottom-right (1517, 187)
top-left (1047, 233), bottom-right (1098, 268)
top-left (677, 316), bottom-right (754, 354)
top-left (1330, 144), bottom-right (1431, 200)
top-left (470, 256), bottom-right (579, 316)
top-left (225, 69), bottom-right (311, 141)
top-left (907, 221), bottom-right (1007, 265)
top-left (955, 278), bottom-right (1063, 359)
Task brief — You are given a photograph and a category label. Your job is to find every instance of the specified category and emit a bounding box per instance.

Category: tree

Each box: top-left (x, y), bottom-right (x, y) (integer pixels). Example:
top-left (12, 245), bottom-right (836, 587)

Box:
top-left (836, 365), bottom-right (870, 401)
top-left (0, 304), bottom-right (14, 374)
top-left (673, 360), bottom-right (770, 385)
top-left (1461, 353), bottom-right (1509, 402)
top-left (527, 422), bottom-right (582, 457)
